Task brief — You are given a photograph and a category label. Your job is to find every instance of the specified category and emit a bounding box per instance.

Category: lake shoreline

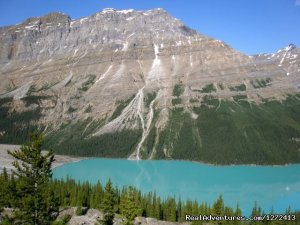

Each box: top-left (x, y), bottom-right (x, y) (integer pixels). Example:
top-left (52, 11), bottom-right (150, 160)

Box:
top-left (0, 144), bottom-right (85, 172)
top-left (62, 156), bottom-right (296, 168)
top-left (53, 157), bottom-right (300, 217)
top-left (0, 144), bottom-right (297, 171)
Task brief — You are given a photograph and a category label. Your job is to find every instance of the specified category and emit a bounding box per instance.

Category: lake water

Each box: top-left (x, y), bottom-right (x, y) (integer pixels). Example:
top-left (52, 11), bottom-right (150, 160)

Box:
top-left (53, 158), bottom-right (300, 216)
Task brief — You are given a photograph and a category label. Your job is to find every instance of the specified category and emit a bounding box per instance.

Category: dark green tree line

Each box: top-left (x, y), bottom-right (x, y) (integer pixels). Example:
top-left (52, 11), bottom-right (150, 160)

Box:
top-left (0, 134), bottom-right (299, 225)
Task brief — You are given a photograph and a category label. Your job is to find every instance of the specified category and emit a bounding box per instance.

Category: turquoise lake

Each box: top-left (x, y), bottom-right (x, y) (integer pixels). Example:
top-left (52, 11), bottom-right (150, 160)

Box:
top-left (53, 158), bottom-right (300, 216)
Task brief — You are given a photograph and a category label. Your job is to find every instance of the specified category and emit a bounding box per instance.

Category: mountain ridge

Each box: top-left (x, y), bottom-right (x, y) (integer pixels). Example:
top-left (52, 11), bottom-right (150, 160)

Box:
top-left (0, 8), bottom-right (299, 164)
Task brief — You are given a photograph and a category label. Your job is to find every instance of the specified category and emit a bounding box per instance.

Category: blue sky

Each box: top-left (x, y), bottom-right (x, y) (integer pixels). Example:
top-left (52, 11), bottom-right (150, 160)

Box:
top-left (0, 0), bottom-right (299, 55)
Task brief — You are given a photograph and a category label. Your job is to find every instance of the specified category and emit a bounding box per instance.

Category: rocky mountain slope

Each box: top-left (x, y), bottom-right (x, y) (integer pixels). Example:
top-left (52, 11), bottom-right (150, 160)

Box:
top-left (0, 8), bottom-right (300, 164)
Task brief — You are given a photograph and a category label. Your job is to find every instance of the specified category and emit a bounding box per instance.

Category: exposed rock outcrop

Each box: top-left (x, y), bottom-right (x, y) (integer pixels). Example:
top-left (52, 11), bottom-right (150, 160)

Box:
top-left (0, 8), bottom-right (299, 161)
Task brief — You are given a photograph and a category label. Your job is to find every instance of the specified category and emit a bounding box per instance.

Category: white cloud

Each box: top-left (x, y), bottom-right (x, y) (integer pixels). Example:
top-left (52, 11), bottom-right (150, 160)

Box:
top-left (296, 0), bottom-right (300, 6)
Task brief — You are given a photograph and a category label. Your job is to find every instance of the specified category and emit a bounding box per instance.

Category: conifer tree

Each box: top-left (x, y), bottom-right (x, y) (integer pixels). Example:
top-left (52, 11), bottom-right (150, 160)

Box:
top-left (177, 197), bottom-right (182, 221)
top-left (213, 195), bottom-right (224, 216)
top-left (0, 168), bottom-right (10, 209)
top-left (234, 204), bottom-right (242, 225)
top-left (153, 195), bottom-right (161, 220)
top-left (90, 181), bottom-right (103, 209)
top-left (182, 199), bottom-right (193, 218)
top-left (8, 133), bottom-right (59, 225)
top-left (120, 186), bottom-right (140, 225)
top-left (101, 179), bottom-right (115, 225)
top-left (250, 202), bottom-right (263, 225)
top-left (162, 197), bottom-right (177, 222)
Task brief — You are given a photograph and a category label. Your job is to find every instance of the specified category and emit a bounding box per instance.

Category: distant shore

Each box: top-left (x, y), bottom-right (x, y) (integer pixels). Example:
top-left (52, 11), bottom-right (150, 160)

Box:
top-left (0, 144), bottom-right (296, 172)
top-left (0, 144), bottom-right (84, 173)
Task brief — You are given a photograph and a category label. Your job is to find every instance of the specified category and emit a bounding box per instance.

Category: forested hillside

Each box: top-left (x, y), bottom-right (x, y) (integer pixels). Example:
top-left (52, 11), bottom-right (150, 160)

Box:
top-left (0, 135), bottom-right (299, 224)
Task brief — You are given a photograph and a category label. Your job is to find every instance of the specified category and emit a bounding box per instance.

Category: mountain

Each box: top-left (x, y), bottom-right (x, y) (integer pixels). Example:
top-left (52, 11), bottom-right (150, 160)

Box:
top-left (0, 8), bottom-right (300, 164)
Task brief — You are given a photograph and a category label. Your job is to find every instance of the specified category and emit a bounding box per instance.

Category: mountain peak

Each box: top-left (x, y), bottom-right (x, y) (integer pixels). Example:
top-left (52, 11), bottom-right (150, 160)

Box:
top-left (100, 8), bottom-right (135, 14)
top-left (21, 12), bottom-right (70, 26)
top-left (0, 8), bottom-right (299, 164)
top-left (285, 43), bottom-right (297, 51)
top-left (277, 43), bottom-right (297, 53)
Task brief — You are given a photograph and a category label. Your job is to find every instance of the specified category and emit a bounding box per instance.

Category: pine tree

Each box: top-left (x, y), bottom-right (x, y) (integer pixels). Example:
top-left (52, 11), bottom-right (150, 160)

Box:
top-left (182, 199), bottom-right (193, 217)
top-left (250, 202), bottom-right (262, 225)
top-left (177, 197), bottom-right (182, 221)
top-left (213, 195), bottom-right (225, 225)
top-left (8, 133), bottom-right (59, 225)
top-left (90, 181), bottom-right (103, 209)
top-left (168, 198), bottom-right (177, 222)
top-left (213, 195), bottom-right (224, 216)
top-left (120, 186), bottom-right (140, 225)
top-left (101, 179), bottom-right (115, 225)
top-left (153, 195), bottom-right (161, 220)
top-left (234, 204), bottom-right (242, 225)
top-left (0, 167), bottom-right (10, 209)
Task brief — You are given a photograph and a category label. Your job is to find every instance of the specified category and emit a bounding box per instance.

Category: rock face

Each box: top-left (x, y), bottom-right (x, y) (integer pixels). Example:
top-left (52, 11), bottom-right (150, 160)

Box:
top-left (1, 208), bottom-right (190, 225)
top-left (0, 8), bottom-right (300, 164)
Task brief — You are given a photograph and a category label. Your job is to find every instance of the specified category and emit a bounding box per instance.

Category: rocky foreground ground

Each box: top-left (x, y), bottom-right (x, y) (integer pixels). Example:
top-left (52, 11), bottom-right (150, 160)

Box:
top-left (1, 206), bottom-right (190, 225)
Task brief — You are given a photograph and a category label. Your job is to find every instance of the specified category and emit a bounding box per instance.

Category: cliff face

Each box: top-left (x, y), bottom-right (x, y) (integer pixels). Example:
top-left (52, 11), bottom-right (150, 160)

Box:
top-left (0, 8), bottom-right (300, 163)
